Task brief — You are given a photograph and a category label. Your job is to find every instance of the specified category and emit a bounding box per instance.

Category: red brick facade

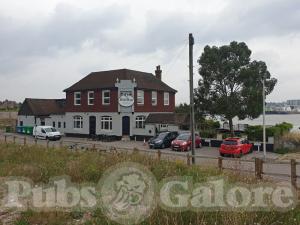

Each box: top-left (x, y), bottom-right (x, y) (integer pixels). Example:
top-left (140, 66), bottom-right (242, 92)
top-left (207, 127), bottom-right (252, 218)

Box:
top-left (65, 89), bottom-right (175, 113)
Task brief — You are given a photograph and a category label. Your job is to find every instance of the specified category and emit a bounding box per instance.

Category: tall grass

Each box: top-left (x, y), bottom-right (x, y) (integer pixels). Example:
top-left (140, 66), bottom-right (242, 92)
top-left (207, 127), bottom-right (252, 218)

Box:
top-left (0, 143), bottom-right (299, 225)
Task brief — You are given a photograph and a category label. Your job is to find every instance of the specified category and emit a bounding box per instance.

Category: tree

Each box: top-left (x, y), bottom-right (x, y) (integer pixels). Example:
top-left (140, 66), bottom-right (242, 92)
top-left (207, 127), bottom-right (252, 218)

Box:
top-left (195, 41), bottom-right (277, 136)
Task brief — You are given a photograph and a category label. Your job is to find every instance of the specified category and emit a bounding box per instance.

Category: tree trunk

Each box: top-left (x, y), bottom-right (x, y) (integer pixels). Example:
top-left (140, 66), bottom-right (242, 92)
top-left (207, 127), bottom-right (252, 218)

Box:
top-left (228, 118), bottom-right (234, 137)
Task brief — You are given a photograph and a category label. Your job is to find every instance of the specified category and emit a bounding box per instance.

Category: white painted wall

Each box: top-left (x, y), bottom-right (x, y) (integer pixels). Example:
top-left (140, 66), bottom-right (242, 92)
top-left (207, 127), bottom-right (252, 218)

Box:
top-left (17, 115), bottom-right (35, 126)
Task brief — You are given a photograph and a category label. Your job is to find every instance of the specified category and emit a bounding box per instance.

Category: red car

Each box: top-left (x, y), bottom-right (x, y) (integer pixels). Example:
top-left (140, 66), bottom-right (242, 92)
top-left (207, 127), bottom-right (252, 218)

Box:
top-left (171, 133), bottom-right (202, 151)
top-left (219, 138), bottom-right (253, 157)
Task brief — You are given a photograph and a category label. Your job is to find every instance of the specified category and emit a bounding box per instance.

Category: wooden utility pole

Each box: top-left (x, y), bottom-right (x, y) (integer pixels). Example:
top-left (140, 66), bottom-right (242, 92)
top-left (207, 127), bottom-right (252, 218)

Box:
top-left (189, 33), bottom-right (195, 164)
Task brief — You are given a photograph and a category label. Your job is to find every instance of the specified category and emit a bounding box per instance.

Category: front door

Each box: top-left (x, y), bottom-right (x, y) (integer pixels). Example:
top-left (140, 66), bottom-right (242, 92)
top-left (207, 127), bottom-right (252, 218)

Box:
top-left (122, 116), bottom-right (130, 136)
top-left (89, 116), bottom-right (96, 136)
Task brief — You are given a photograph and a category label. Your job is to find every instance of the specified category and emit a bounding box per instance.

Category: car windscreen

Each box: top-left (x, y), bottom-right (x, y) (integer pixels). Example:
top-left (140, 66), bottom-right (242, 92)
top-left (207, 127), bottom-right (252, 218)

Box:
top-left (44, 128), bottom-right (57, 132)
top-left (176, 134), bottom-right (190, 140)
top-left (157, 133), bottom-right (167, 139)
top-left (223, 140), bottom-right (238, 145)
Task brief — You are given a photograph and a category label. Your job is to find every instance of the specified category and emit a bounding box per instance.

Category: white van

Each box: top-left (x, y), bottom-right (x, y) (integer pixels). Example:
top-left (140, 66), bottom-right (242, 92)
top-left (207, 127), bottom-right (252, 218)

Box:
top-left (33, 126), bottom-right (62, 141)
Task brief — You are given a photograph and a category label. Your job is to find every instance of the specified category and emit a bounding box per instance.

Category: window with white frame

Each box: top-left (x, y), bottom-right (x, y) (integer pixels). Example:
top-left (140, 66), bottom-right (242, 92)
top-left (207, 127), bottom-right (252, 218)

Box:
top-left (160, 124), bottom-right (168, 130)
top-left (137, 90), bottom-right (144, 105)
top-left (151, 91), bottom-right (157, 106)
top-left (74, 92), bottom-right (81, 105)
top-left (102, 90), bottom-right (110, 105)
top-left (164, 92), bottom-right (169, 105)
top-left (73, 116), bottom-right (83, 129)
top-left (88, 91), bottom-right (94, 105)
top-left (136, 115), bottom-right (146, 128)
top-left (101, 116), bottom-right (112, 130)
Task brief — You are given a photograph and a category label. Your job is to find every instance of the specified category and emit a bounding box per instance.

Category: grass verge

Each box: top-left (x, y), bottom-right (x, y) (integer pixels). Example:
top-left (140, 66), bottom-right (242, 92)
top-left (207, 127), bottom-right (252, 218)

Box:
top-left (0, 143), bottom-right (299, 225)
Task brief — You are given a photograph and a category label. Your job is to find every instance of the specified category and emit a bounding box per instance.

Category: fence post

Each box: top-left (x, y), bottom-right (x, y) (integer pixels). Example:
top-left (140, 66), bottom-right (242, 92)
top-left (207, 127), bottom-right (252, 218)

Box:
top-left (47, 140), bottom-right (50, 149)
top-left (187, 154), bottom-right (191, 166)
top-left (4, 135), bottom-right (7, 143)
top-left (157, 150), bottom-right (161, 161)
top-left (13, 136), bottom-right (16, 144)
top-left (255, 158), bottom-right (263, 179)
top-left (34, 139), bottom-right (37, 146)
top-left (60, 141), bottom-right (63, 148)
top-left (23, 137), bottom-right (26, 146)
top-left (218, 157), bottom-right (223, 171)
top-left (291, 159), bottom-right (297, 189)
top-left (92, 144), bottom-right (96, 151)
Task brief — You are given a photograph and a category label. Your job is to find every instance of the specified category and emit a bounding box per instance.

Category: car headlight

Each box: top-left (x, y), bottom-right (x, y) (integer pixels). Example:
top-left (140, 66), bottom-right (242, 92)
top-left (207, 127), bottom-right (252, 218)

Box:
top-left (182, 142), bottom-right (187, 145)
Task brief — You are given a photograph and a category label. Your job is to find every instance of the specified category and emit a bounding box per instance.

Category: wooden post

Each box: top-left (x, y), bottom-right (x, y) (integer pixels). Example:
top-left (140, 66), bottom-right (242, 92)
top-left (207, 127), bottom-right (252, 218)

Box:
top-left (255, 158), bottom-right (263, 179)
top-left (34, 139), bottom-right (37, 146)
top-left (255, 158), bottom-right (262, 179)
top-left (291, 159), bottom-right (297, 189)
top-left (4, 135), bottom-right (7, 143)
top-left (187, 154), bottom-right (191, 166)
top-left (157, 150), bottom-right (161, 161)
top-left (24, 137), bottom-right (26, 146)
top-left (60, 141), bottom-right (63, 148)
top-left (92, 144), bottom-right (96, 151)
top-left (47, 140), bottom-right (50, 149)
top-left (13, 136), bottom-right (16, 144)
top-left (218, 157), bottom-right (223, 171)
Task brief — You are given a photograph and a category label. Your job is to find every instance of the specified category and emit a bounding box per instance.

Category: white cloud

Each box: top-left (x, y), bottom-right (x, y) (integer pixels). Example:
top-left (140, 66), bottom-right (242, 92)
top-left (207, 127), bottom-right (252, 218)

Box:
top-left (0, 0), bottom-right (299, 104)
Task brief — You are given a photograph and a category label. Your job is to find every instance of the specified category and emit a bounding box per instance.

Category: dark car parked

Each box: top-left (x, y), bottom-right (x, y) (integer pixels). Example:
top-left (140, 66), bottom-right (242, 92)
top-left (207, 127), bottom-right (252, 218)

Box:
top-left (148, 131), bottom-right (178, 149)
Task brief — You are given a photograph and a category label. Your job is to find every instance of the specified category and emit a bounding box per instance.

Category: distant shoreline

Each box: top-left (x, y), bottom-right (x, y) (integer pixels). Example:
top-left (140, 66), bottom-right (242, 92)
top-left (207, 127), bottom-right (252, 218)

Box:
top-left (266, 111), bottom-right (300, 115)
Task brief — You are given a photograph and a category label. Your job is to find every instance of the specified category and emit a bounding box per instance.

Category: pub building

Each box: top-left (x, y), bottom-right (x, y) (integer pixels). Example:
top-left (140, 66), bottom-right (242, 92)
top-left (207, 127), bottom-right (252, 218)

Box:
top-left (18, 66), bottom-right (189, 140)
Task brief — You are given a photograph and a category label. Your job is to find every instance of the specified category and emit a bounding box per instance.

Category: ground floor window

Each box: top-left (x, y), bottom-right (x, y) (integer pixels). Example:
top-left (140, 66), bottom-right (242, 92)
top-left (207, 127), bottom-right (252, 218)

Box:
top-left (101, 116), bottom-right (112, 130)
top-left (40, 119), bottom-right (45, 126)
top-left (160, 124), bottom-right (168, 130)
top-left (53, 121), bottom-right (56, 127)
top-left (136, 115), bottom-right (146, 128)
top-left (19, 121), bottom-right (23, 126)
top-left (58, 122), bottom-right (61, 128)
top-left (74, 116), bottom-right (83, 129)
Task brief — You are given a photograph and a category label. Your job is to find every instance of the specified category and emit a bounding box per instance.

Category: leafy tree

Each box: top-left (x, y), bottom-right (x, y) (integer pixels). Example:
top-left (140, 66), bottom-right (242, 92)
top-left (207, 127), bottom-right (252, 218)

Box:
top-left (195, 41), bottom-right (277, 136)
top-left (175, 103), bottom-right (190, 114)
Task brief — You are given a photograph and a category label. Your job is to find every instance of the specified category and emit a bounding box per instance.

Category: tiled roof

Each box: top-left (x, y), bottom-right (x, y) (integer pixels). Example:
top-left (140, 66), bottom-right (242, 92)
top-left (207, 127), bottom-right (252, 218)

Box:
top-left (64, 69), bottom-right (177, 93)
top-left (18, 98), bottom-right (66, 116)
top-left (145, 113), bottom-right (189, 125)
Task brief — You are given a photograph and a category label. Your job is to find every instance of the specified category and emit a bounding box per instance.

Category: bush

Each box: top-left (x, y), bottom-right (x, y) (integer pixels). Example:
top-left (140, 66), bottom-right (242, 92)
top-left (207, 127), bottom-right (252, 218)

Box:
top-left (245, 122), bottom-right (293, 141)
top-left (274, 147), bottom-right (290, 154)
top-left (282, 132), bottom-right (300, 149)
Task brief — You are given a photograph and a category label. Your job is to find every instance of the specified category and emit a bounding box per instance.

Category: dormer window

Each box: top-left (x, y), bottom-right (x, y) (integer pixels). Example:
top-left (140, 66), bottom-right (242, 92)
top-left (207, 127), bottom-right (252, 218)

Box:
top-left (74, 92), bottom-right (81, 105)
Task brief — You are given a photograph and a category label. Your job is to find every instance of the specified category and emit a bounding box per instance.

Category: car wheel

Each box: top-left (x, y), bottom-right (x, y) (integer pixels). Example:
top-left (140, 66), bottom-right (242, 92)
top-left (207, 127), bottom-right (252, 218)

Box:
top-left (220, 153), bottom-right (225, 157)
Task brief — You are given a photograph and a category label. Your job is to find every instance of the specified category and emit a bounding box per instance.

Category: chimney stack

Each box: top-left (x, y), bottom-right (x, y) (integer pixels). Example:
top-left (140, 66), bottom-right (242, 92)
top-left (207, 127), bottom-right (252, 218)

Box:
top-left (155, 65), bottom-right (162, 80)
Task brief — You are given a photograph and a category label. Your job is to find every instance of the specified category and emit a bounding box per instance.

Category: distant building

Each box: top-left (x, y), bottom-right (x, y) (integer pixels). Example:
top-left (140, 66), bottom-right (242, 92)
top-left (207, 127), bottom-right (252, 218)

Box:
top-left (287, 100), bottom-right (300, 107)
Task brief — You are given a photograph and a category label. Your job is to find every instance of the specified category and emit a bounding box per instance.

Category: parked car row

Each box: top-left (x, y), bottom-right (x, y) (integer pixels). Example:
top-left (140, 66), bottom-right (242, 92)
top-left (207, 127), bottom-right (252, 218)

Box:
top-left (148, 132), bottom-right (254, 157)
top-left (148, 131), bottom-right (202, 152)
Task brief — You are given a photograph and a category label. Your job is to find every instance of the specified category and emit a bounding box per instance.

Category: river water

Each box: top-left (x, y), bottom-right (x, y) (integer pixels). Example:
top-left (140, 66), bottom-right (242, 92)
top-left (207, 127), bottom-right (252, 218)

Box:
top-left (232, 114), bottom-right (300, 132)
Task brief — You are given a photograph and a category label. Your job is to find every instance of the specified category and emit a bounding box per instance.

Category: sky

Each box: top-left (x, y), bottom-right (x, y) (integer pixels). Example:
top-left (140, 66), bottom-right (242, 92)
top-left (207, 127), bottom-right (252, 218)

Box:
top-left (0, 0), bottom-right (299, 104)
